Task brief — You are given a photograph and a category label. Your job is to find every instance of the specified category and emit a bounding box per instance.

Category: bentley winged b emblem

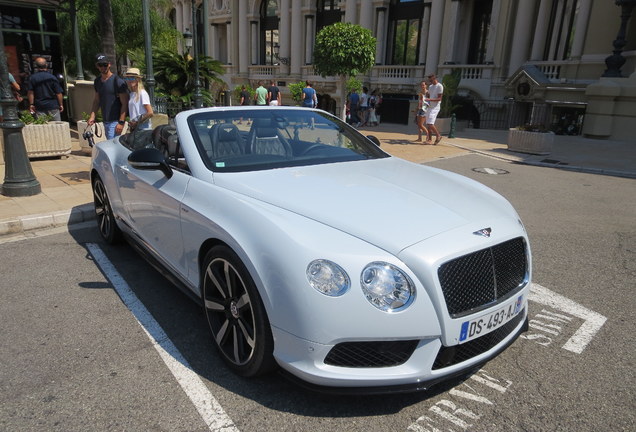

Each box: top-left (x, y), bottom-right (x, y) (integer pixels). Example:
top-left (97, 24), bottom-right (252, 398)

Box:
top-left (473, 227), bottom-right (492, 238)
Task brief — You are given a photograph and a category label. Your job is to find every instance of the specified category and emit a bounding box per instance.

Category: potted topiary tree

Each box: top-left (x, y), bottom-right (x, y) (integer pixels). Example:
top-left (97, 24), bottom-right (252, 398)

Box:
top-left (312, 22), bottom-right (376, 121)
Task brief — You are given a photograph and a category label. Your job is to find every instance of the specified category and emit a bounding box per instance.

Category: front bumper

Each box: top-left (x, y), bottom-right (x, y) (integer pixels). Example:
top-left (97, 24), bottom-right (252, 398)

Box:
top-left (272, 306), bottom-right (528, 395)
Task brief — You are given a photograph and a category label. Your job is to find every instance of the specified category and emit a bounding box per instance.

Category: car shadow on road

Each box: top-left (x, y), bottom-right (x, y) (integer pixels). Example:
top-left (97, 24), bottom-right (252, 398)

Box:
top-left (69, 227), bottom-right (471, 418)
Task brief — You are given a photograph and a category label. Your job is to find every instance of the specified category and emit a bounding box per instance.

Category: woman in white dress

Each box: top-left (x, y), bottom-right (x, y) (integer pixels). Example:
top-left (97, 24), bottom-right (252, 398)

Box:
top-left (124, 67), bottom-right (153, 130)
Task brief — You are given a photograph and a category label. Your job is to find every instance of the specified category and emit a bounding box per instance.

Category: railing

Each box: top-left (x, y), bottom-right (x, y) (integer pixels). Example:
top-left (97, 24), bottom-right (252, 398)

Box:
top-left (534, 62), bottom-right (562, 80)
top-left (374, 65), bottom-right (419, 79)
top-left (440, 64), bottom-right (496, 81)
top-left (248, 65), bottom-right (279, 77)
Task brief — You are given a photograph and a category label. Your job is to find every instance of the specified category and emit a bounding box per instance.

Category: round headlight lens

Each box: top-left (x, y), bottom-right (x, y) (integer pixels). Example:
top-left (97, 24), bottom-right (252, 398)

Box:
top-left (360, 262), bottom-right (415, 312)
top-left (307, 259), bottom-right (350, 297)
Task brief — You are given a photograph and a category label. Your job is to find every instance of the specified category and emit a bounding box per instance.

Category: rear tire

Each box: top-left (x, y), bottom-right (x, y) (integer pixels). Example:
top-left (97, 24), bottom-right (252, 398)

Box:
top-left (92, 175), bottom-right (122, 244)
top-left (202, 245), bottom-right (276, 377)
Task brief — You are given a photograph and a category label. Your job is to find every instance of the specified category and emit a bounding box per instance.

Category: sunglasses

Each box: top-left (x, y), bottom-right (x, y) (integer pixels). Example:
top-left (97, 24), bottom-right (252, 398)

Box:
top-left (97, 63), bottom-right (109, 67)
top-left (124, 77), bottom-right (138, 81)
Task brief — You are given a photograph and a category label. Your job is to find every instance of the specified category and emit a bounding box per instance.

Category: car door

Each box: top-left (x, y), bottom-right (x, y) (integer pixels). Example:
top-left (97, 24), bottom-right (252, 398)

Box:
top-left (115, 154), bottom-right (190, 279)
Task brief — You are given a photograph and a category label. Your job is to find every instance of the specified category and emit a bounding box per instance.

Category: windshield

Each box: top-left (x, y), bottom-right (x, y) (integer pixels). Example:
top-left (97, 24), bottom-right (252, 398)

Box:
top-left (186, 108), bottom-right (388, 172)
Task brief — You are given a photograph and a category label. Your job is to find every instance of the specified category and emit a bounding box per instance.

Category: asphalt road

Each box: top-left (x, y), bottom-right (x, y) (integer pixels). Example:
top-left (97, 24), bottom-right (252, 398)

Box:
top-left (1, 154), bottom-right (634, 431)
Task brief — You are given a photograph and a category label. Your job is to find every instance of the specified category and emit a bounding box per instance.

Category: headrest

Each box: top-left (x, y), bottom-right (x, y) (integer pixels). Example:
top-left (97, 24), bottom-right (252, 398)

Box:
top-left (255, 127), bottom-right (277, 138)
top-left (217, 125), bottom-right (238, 141)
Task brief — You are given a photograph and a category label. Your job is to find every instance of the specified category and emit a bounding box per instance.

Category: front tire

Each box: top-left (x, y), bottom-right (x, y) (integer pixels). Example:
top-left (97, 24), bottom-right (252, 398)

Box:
top-left (202, 246), bottom-right (276, 377)
top-left (92, 175), bottom-right (122, 244)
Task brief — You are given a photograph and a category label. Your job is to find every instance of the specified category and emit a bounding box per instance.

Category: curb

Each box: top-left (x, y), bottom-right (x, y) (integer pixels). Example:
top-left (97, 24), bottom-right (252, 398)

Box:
top-left (0, 203), bottom-right (95, 237)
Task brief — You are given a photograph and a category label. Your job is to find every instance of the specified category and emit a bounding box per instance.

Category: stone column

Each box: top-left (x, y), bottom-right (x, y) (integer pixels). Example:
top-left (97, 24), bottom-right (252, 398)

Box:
top-left (210, 24), bottom-right (218, 61)
top-left (251, 21), bottom-right (259, 65)
top-left (279, 0), bottom-right (290, 72)
top-left (530, 0), bottom-right (552, 60)
top-left (359, 1), bottom-right (373, 29)
top-left (484, 0), bottom-right (502, 63)
top-left (443, 0), bottom-right (460, 64)
top-left (290, 0), bottom-right (302, 75)
top-left (226, 21), bottom-right (232, 65)
top-left (570, 0), bottom-right (593, 59)
top-left (238, 0), bottom-right (248, 74)
top-left (508, 0), bottom-right (537, 74)
top-left (425, 0), bottom-right (445, 75)
top-left (344, 0), bottom-right (357, 23)
top-left (418, 5), bottom-right (431, 65)
top-left (375, 7), bottom-right (387, 64)
top-left (305, 15), bottom-right (314, 64)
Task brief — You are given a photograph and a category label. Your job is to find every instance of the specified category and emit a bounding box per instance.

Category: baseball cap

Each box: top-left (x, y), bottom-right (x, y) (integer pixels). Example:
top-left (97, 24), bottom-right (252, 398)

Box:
top-left (96, 54), bottom-right (110, 64)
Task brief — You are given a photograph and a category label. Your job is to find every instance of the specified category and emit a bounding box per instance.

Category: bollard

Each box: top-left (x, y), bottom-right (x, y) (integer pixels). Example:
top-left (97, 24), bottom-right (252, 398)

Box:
top-left (448, 113), bottom-right (456, 138)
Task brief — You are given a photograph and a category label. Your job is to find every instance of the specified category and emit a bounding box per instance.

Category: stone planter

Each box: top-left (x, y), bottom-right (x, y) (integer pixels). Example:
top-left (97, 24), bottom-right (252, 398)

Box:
top-left (22, 121), bottom-right (72, 159)
top-left (507, 128), bottom-right (554, 155)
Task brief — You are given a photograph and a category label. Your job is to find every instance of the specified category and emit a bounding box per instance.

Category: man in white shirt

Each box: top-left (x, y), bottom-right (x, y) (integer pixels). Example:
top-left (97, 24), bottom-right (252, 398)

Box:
top-left (425, 74), bottom-right (444, 144)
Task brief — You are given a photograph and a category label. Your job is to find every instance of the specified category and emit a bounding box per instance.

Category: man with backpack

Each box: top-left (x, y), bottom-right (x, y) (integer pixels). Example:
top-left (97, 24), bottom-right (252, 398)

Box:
top-left (88, 54), bottom-right (129, 139)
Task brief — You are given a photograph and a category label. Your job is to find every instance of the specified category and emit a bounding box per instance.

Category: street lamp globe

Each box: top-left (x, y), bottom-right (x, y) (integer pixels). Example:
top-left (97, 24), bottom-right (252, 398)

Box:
top-left (183, 29), bottom-right (193, 51)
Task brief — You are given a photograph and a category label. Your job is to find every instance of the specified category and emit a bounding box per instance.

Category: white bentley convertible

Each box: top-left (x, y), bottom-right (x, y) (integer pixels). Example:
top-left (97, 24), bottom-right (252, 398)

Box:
top-left (91, 106), bottom-right (531, 394)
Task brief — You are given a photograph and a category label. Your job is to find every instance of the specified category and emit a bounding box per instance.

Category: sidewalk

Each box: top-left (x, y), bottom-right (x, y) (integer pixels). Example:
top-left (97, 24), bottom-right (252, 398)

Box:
top-left (1, 122), bottom-right (634, 238)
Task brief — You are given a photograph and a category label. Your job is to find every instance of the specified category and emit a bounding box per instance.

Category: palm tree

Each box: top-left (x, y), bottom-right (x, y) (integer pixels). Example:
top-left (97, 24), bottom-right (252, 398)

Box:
top-left (152, 48), bottom-right (225, 107)
top-left (98, 0), bottom-right (117, 71)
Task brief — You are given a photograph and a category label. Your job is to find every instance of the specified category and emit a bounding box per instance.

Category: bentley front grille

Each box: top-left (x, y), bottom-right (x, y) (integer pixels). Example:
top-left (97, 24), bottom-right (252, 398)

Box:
top-left (438, 237), bottom-right (527, 317)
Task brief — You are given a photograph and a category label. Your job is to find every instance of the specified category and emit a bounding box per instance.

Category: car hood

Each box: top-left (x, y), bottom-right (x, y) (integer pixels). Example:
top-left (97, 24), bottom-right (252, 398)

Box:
top-left (213, 158), bottom-right (516, 254)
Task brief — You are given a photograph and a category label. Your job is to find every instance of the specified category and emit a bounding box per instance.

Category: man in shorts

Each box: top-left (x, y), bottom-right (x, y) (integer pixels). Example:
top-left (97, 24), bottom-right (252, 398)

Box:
top-left (425, 74), bottom-right (444, 145)
top-left (267, 80), bottom-right (281, 106)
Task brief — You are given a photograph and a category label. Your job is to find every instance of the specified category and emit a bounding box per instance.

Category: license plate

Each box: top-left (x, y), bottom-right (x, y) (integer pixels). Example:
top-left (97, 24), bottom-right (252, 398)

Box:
top-left (459, 295), bottom-right (524, 343)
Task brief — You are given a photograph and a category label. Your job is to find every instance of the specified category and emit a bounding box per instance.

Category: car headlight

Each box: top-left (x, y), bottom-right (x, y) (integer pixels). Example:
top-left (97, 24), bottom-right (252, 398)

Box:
top-left (307, 259), bottom-right (350, 296)
top-left (361, 262), bottom-right (415, 312)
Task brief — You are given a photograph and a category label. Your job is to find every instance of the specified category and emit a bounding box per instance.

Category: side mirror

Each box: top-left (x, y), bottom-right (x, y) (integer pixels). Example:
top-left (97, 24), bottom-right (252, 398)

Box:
top-left (128, 147), bottom-right (173, 179)
top-left (366, 135), bottom-right (381, 147)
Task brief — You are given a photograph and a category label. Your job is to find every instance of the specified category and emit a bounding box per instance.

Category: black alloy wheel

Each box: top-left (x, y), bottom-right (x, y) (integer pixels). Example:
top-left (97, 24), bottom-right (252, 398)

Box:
top-left (202, 246), bottom-right (276, 377)
top-left (92, 176), bottom-right (122, 244)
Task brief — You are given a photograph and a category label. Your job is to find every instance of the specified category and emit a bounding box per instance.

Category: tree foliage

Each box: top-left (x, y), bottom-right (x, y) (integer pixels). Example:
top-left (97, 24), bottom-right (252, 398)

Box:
top-left (313, 23), bottom-right (376, 79)
top-left (440, 69), bottom-right (462, 118)
top-left (312, 23), bottom-right (376, 119)
top-left (151, 48), bottom-right (225, 106)
top-left (57, 0), bottom-right (180, 77)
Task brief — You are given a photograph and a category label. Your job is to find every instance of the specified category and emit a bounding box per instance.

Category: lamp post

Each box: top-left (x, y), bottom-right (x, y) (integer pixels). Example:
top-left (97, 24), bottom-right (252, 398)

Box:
top-left (0, 17), bottom-right (41, 197)
top-left (273, 43), bottom-right (290, 66)
top-left (603, 0), bottom-right (636, 77)
top-left (185, 0), bottom-right (203, 108)
top-left (142, 0), bottom-right (155, 105)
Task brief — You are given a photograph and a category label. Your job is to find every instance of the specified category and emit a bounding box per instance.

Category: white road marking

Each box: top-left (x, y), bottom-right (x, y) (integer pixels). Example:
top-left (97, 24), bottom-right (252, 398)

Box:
top-left (86, 243), bottom-right (239, 432)
top-left (483, 168), bottom-right (498, 175)
top-left (528, 283), bottom-right (607, 354)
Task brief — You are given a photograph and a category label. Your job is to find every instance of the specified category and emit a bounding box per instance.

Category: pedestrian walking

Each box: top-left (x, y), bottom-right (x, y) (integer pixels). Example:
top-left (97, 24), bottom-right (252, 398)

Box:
top-left (358, 86), bottom-right (369, 127)
top-left (124, 67), bottom-right (153, 131)
top-left (254, 81), bottom-right (267, 105)
top-left (425, 74), bottom-right (444, 145)
top-left (88, 54), bottom-right (129, 139)
top-left (267, 80), bottom-right (281, 106)
top-left (301, 81), bottom-right (317, 108)
top-left (25, 57), bottom-right (64, 121)
top-left (348, 89), bottom-right (360, 125)
top-left (414, 81), bottom-right (429, 143)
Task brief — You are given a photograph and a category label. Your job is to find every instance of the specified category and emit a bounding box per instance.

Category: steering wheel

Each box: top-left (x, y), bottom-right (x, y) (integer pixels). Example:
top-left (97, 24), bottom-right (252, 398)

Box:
top-left (300, 144), bottom-right (325, 156)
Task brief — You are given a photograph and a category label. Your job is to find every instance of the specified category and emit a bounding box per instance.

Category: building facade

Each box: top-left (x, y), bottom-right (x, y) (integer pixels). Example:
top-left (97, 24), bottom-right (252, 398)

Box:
top-left (171, 0), bottom-right (635, 139)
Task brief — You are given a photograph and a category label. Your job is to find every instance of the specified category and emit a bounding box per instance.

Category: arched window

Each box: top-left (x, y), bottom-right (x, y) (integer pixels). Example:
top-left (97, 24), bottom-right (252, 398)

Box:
top-left (316, 0), bottom-right (341, 33)
top-left (260, 0), bottom-right (278, 65)
top-left (387, 0), bottom-right (424, 65)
